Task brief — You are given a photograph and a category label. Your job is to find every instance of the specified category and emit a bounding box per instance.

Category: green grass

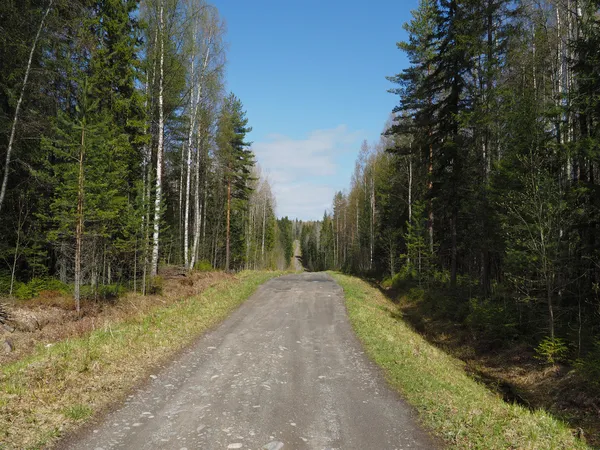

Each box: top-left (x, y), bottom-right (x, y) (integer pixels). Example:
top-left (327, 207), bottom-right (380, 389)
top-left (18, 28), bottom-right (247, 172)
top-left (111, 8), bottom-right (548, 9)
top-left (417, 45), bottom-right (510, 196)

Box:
top-left (330, 272), bottom-right (589, 450)
top-left (62, 404), bottom-right (93, 421)
top-left (0, 270), bottom-right (282, 450)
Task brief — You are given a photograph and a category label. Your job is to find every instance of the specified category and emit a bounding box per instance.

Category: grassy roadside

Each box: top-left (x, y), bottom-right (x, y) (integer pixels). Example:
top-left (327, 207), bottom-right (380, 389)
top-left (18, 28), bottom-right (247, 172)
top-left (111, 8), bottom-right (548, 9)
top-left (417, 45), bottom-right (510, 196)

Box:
top-left (0, 270), bottom-right (281, 450)
top-left (330, 272), bottom-right (589, 450)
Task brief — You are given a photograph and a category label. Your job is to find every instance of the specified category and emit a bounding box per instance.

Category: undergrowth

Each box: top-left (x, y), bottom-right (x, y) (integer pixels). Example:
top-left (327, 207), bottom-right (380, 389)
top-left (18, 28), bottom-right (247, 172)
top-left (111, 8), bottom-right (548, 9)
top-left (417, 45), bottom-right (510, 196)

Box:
top-left (331, 272), bottom-right (588, 450)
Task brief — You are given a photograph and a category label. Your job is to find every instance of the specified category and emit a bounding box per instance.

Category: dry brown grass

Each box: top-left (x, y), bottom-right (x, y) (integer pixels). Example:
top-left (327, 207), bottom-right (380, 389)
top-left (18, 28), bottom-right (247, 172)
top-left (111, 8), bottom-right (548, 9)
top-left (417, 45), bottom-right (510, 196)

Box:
top-left (0, 271), bottom-right (231, 366)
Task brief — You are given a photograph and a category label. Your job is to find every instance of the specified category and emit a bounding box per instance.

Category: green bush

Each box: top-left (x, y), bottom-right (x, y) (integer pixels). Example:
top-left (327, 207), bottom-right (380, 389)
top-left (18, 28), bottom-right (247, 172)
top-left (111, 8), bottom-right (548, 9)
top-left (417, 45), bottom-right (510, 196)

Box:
top-left (465, 297), bottom-right (518, 343)
top-left (99, 284), bottom-right (127, 299)
top-left (575, 340), bottom-right (600, 386)
top-left (465, 298), bottom-right (518, 341)
top-left (80, 284), bottom-right (127, 301)
top-left (13, 277), bottom-right (71, 299)
top-left (149, 275), bottom-right (163, 295)
top-left (391, 272), bottom-right (416, 291)
top-left (535, 337), bottom-right (569, 364)
top-left (432, 269), bottom-right (451, 284)
top-left (407, 287), bottom-right (426, 302)
top-left (0, 273), bottom-right (13, 294)
top-left (380, 277), bottom-right (393, 289)
top-left (194, 259), bottom-right (213, 272)
top-left (13, 282), bottom-right (32, 300)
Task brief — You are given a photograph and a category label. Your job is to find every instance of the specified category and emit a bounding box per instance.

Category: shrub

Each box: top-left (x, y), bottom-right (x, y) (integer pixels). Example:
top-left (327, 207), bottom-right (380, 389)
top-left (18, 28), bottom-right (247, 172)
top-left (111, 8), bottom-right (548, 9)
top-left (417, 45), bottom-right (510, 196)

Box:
top-left (0, 273), bottom-right (13, 295)
top-left (77, 284), bottom-right (127, 301)
top-left (12, 282), bottom-right (31, 299)
top-left (535, 337), bottom-right (569, 364)
top-left (380, 277), bottom-right (393, 289)
top-left (96, 284), bottom-right (127, 300)
top-left (465, 297), bottom-right (518, 343)
top-left (391, 272), bottom-right (417, 291)
top-left (432, 269), bottom-right (451, 284)
top-left (13, 277), bottom-right (71, 300)
top-left (149, 276), bottom-right (163, 295)
top-left (194, 259), bottom-right (213, 272)
top-left (575, 340), bottom-right (600, 386)
top-left (407, 287), bottom-right (426, 302)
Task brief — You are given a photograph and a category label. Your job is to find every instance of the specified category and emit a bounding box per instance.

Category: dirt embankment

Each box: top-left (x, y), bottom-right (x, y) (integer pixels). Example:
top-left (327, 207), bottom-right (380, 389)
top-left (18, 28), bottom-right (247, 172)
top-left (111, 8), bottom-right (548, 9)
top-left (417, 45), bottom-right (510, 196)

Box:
top-left (391, 290), bottom-right (600, 448)
top-left (0, 270), bottom-right (233, 366)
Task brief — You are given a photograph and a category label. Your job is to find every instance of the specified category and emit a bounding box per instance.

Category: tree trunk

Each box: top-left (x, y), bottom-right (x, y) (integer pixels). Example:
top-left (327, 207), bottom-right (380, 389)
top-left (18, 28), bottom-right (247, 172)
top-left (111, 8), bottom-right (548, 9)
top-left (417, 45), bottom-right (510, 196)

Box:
top-left (142, 24), bottom-right (158, 295)
top-left (186, 35), bottom-right (212, 269)
top-left (133, 239), bottom-right (137, 293)
top-left (9, 221), bottom-right (21, 297)
top-left (190, 130), bottom-right (203, 270)
top-left (370, 175), bottom-right (375, 271)
top-left (150, 1), bottom-right (165, 277)
top-left (245, 208), bottom-right (252, 270)
top-left (74, 122), bottom-right (85, 313)
top-left (450, 209), bottom-right (457, 288)
top-left (202, 167), bottom-right (208, 254)
top-left (261, 197), bottom-right (267, 262)
top-left (428, 140), bottom-right (434, 253)
top-left (225, 174), bottom-right (231, 272)
top-left (183, 81), bottom-right (195, 269)
top-left (0, 0), bottom-right (53, 214)
top-left (547, 277), bottom-right (555, 340)
top-left (408, 151), bottom-right (413, 224)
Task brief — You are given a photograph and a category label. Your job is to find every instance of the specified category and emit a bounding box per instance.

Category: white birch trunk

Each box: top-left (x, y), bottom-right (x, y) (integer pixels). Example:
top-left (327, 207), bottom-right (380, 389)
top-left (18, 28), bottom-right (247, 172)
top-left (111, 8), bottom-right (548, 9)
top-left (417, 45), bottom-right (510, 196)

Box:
top-left (261, 197), bottom-right (267, 262)
top-left (190, 129), bottom-right (203, 270)
top-left (185, 41), bottom-right (211, 269)
top-left (183, 57), bottom-right (196, 270)
top-left (74, 122), bottom-right (85, 313)
top-left (0, 0), bottom-right (53, 213)
top-left (370, 175), bottom-right (375, 271)
top-left (150, 1), bottom-right (165, 277)
top-left (142, 25), bottom-right (159, 295)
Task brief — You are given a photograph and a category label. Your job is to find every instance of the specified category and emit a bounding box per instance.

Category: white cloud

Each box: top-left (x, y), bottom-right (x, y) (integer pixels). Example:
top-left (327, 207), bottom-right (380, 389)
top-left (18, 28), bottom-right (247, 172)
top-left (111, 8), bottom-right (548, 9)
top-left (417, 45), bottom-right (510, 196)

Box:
top-left (252, 125), bottom-right (362, 220)
top-left (276, 183), bottom-right (336, 221)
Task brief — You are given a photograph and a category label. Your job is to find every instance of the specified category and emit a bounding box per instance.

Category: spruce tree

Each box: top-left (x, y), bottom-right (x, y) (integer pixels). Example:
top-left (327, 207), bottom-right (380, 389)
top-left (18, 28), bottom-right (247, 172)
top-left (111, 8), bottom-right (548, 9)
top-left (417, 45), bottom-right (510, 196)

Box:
top-left (216, 93), bottom-right (254, 271)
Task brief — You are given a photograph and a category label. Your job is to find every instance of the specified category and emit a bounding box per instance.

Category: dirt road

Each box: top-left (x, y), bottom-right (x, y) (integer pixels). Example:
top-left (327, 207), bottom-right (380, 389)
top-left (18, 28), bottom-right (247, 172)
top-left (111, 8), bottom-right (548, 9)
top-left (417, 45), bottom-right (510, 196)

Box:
top-left (61, 273), bottom-right (436, 449)
top-left (292, 240), bottom-right (303, 272)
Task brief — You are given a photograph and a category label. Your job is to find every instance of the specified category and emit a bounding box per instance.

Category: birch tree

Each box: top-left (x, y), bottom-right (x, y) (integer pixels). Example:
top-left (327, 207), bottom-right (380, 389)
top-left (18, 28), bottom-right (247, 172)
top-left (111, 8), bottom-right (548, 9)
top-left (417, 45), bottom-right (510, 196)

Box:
top-left (150, 0), bottom-right (165, 277)
top-left (182, 2), bottom-right (225, 270)
top-left (0, 0), bottom-right (53, 214)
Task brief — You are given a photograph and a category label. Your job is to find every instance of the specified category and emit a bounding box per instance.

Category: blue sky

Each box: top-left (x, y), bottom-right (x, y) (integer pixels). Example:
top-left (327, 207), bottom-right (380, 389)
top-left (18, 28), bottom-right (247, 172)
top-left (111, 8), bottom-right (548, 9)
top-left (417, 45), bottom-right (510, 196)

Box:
top-left (211, 0), bottom-right (418, 220)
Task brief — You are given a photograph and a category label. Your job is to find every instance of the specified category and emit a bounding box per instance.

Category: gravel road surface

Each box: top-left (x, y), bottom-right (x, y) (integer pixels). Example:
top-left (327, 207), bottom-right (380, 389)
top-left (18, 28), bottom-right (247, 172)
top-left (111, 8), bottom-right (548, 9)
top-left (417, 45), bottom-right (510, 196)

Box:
top-left (61, 273), bottom-right (436, 450)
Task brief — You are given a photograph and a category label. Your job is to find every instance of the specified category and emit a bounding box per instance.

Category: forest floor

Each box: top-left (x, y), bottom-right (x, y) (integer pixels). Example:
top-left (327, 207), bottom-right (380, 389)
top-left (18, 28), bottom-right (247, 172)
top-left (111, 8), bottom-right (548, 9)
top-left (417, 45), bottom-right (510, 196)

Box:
top-left (0, 269), bottom-right (231, 366)
top-left (381, 284), bottom-right (600, 448)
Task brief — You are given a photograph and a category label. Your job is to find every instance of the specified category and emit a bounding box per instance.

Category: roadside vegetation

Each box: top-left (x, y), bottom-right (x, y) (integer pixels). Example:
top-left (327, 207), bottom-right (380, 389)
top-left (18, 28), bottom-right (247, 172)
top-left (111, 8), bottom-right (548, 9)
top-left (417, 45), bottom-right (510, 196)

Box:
top-left (0, 270), bottom-right (281, 449)
top-left (332, 272), bottom-right (589, 450)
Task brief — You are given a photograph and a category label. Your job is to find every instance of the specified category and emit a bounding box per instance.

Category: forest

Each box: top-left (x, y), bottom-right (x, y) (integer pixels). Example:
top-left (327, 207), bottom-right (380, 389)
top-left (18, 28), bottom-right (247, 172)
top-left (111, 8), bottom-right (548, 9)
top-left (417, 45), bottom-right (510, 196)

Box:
top-left (300, 0), bottom-right (600, 393)
top-left (0, 0), bottom-right (295, 309)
